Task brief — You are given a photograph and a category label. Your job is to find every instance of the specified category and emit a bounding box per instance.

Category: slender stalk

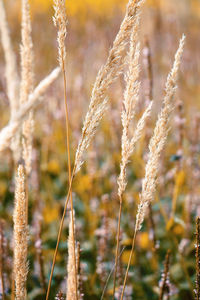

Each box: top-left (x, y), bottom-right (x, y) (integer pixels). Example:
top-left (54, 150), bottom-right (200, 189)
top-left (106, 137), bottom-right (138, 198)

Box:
top-left (112, 194), bottom-right (123, 299)
top-left (0, 220), bottom-right (5, 300)
top-left (169, 231), bottom-right (194, 295)
top-left (113, 11), bottom-right (152, 297)
top-left (52, 1), bottom-right (78, 297)
top-left (35, 217), bottom-right (46, 293)
top-left (159, 250), bottom-right (171, 300)
top-left (120, 229), bottom-right (137, 300)
top-left (113, 101), bottom-right (152, 299)
top-left (148, 204), bottom-right (157, 252)
top-left (143, 38), bottom-right (153, 102)
top-left (101, 246), bottom-right (126, 300)
top-left (47, 1), bottom-right (145, 297)
top-left (195, 217), bottom-right (200, 300)
top-left (56, 291), bottom-right (64, 300)
top-left (11, 276), bottom-right (15, 300)
top-left (45, 168), bottom-right (75, 300)
top-left (61, 55), bottom-right (78, 300)
top-left (120, 35), bottom-right (185, 300)
top-left (0, 0), bottom-right (19, 117)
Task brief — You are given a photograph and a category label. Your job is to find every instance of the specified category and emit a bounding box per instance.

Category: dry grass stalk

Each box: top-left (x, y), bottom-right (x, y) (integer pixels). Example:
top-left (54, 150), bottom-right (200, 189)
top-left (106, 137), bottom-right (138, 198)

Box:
top-left (55, 292), bottom-right (64, 300)
top-left (113, 101), bottom-right (152, 296)
top-left (45, 2), bottom-right (78, 300)
top-left (66, 211), bottom-right (78, 300)
top-left (159, 250), bottom-right (171, 300)
top-left (0, 0), bottom-right (20, 161)
top-left (0, 0), bottom-right (19, 116)
top-left (143, 38), bottom-right (153, 102)
top-left (34, 214), bottom-right (46, 293)
top-left (96, 197), bottom-right (109, 289)
top-left (113, 14), bottom-right (152, 296)
top-left (0, 220), bottom-right (5, 300)
top-left (20, 0), bottom-right (34, 175)
top-left (74, 0), bottom-right (145, 173)
top-left (0, 67), bottom-right (60, 153)
top-left (143, 38), bottom-right (153, 143)
top-left (32, 147), bottom-right (46, 293)
top-left (53, 0), bottom-right (67, 68)
top-left (120, 35), bottom-right (185, 300)
top-left (135, 34), bottom-right (185, 232)
top-left (148, 203), bottom-right (157, 251)
top-left (117, 20), bottom-right (141, 197)
top-left (195, 217), bottom-right (200, 300)
top-left (46, 0), bottom-right (146, 297)
top-left (76, 242), bottom-right (84, 300)
top-left (13, 164), bottom-right (28, 300)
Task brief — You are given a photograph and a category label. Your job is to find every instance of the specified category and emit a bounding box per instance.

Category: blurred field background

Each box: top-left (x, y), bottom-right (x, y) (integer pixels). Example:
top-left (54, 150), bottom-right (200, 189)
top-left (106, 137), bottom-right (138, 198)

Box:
top-left (0, 0), bottom-right (200, 299)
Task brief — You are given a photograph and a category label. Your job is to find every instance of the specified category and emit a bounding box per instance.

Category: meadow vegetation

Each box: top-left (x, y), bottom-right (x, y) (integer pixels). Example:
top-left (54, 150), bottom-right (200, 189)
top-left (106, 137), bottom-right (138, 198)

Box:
top-left (0, 0), bottom-right (199, 299)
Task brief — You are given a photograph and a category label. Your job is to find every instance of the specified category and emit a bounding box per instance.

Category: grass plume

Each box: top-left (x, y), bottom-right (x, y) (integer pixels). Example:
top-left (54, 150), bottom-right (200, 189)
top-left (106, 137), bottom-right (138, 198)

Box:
top-left (120, 34), bottom-right (185, 300)
top-left (74, 0), bottom-right (145, 173)
top-left (113, 11), bottom-right (152, 297)
top-left (20, 0), bottom-right (34, 175)
top-left (13, 164), bottom-right (28, 300)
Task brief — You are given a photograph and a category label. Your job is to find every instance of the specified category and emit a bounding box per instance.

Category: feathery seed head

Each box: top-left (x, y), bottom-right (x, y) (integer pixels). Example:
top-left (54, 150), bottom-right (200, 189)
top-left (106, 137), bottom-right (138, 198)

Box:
top-left (74, 0), bottom-right (145, 174)
top-left (13, 164), bottom-right (28, 300)
top-left (117, 11), bottom-right (152, 197)
top-left (20, 0), bottom-right (35, 175)
top-left (53, 0), bottom-right (67, 67)
top-left (135, 35), bottom-right (185, 231)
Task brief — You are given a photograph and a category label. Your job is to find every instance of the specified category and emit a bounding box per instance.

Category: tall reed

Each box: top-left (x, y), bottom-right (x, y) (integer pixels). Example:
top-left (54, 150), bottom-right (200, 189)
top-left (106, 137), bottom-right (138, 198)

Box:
top-left (46, 0), bottom-right (145, 297)
top-left (112, 8), bottom-right (153, 296)
top-left (45, 1), bottom-right (78, 299)
top-left (120, 34), bottom-right (185, 300)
